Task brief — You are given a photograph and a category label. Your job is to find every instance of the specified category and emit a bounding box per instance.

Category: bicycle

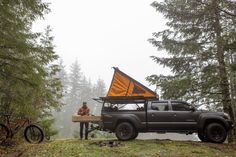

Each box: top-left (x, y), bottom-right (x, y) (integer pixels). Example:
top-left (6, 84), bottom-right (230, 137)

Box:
top-left (0, 113), bottom-right (44, 144)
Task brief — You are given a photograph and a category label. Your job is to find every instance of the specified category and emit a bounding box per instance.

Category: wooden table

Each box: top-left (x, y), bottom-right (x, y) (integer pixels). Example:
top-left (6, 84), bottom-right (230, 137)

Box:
top-left (72, 115), bottom-right (101, 123)
top-left (72, 115), bottom-right (102, 134)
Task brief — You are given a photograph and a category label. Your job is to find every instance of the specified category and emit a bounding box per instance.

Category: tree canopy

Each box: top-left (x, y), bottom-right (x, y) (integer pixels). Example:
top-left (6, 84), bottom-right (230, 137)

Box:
top-left (0, 0), bottom-right (62, 126)
top-left (148, 0), bottom-right (236, 141)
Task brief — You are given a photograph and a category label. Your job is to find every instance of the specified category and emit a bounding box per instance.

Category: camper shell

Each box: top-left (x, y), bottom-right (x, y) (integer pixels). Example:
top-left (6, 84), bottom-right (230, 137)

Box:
top-left (95, 96), bottom-right (157, 132)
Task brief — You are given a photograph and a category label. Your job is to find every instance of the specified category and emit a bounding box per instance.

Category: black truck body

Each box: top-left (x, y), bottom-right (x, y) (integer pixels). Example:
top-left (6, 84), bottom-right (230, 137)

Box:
top-left (98, 96), bottom-right (233, 143)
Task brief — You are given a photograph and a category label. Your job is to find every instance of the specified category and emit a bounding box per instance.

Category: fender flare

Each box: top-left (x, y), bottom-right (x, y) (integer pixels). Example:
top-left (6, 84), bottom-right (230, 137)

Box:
top-left (198, 115), bottom-right (228, 131)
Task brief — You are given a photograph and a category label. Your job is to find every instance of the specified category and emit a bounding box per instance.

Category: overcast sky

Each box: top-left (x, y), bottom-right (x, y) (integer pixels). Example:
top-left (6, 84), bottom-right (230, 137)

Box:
top-left (34, 0), bottom-right (170, 91)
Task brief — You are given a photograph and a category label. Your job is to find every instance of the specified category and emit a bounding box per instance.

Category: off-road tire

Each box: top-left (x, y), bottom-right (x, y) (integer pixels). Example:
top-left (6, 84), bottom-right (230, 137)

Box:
top-left (206, 123), bottom-right (227, 143)
top-left (130, 130), bottom-right (139, 140)
top-left (115, 122), bottom-right (134, 141)
top-left (198, 131), bottom-right (209, 142)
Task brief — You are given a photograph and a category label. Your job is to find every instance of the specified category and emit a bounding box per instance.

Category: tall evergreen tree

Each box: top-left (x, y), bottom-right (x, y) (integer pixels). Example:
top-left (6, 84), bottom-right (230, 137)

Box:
top-left (0, 1), bottom-right (62, 122)
top-left (148, 0), bottom-right (236, 142)
top-left (58, 59), bottom-right (69, 95)
top-left (92, 78), bottom-right (106, 115)
top-left (48, 58), bottom-right (108, 138)
top-left (58, 60), bottom-right (82, 138)
top-left (80, 76), bottom-right (93, 106)
top-left (93, 78), bottom-right (106, 98)
top-left (68, 60), bottom-right (82, 107)
top-left (52, 59), bottom-right (68, 138)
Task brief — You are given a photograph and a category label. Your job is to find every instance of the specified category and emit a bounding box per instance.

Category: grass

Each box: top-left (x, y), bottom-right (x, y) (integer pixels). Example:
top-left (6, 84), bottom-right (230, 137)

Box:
top-left (0, 139), bottom-right (236, 157)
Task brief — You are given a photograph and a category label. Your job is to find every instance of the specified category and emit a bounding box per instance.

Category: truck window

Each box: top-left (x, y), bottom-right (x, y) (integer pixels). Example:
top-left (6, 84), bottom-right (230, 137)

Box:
top-left (171, 102), bottom-right (191, 111)
top-left (103, 102), bottom-right (145, 111)
top-left (151, 102), bottom-right (169, 111)
top-left (119, 103), bottom-right (145, 111)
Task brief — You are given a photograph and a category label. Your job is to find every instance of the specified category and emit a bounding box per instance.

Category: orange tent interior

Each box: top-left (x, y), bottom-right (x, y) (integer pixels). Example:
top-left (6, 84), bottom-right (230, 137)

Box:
top-left (107, 67), bottom-right (157, 98)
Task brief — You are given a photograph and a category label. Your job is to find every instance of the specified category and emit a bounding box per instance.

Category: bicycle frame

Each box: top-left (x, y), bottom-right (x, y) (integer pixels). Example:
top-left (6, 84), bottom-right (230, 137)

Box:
top-left (3, 115), bottom-right (32, 137)
top-left (1, 114), bottom-right (45, 144)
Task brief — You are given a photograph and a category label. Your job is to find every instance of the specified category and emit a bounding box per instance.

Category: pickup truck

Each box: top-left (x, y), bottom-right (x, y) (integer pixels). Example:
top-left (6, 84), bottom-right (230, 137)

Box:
top-left (99, 96), bottom-right (234, 143)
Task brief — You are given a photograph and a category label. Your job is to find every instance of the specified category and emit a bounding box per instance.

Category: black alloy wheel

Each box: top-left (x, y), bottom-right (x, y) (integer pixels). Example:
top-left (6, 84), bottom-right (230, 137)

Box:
top-left (206, 123), bottom-right (227, 143)
top-left (115, 122), bottom-right (134, 141)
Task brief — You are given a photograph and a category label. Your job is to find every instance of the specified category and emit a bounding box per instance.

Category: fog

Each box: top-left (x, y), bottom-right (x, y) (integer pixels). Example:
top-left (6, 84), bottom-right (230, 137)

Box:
top-left (33, 0), bottom-right (171, 92)
top-left (33, 0), bottom-right (198, 141)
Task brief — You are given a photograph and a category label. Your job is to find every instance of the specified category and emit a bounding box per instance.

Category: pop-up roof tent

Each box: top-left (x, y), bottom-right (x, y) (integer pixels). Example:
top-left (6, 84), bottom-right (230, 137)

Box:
top-left (107, 67), bottom-right (157, 97)
top-left (95, 67), bottom-right (158, 103)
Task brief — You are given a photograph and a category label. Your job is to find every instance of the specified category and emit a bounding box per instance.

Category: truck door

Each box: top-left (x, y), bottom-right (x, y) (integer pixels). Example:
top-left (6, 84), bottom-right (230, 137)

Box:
top-left (170, 101), bottom-right (198, 130)
top-left (147, 101), bottom-right (173, 131)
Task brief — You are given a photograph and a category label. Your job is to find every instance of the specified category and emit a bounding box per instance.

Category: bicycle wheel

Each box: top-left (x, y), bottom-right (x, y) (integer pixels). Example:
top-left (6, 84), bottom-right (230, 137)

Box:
top-left (0, 124), bottom-right (9, 143)
top-left (24, 124), bottom-right (44, 144)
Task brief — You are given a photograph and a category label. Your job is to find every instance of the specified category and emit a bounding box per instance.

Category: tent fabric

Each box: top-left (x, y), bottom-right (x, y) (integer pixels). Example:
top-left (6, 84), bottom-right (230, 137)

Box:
top-left (107, 67), bottom-right (157, 98)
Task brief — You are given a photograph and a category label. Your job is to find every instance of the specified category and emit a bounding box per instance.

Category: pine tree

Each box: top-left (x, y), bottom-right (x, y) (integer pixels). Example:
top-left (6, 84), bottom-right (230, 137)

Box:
top-left (68, 60), bottom-right (82, 107)
top-left (58, 59), bottom-right (69, 95)
top-left (92, 78), bottom-right (106, 115)
top-left (51, 59), bottom-right (107, 138)
top-left (80, 76), bottom-right (93, 107)
top-left (93, 78), bottom-right (106, 98)
top-left (0, 1), bottom-right (63, 138)
top-left (52, 59), bottom-right (68, 138)
top-left (57, 60), bottom-right (82, 137)
top-left (148, 0), bottom-right (236, 142)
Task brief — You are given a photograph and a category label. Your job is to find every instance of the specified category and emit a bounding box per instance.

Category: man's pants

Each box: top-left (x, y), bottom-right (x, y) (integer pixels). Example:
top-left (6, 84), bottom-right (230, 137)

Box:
top-left (80, 122), bottom-right (89, 139)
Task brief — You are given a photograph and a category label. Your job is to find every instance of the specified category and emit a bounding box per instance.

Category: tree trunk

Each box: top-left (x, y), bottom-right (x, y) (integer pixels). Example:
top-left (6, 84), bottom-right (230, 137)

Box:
top-left (229, 52), bottom-right (236, 143)
top-left (213, 0), bottom-right (235, 143)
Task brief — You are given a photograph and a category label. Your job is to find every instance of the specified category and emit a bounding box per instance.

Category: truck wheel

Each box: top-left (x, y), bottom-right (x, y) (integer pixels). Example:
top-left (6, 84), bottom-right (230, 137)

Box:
top-left (206, 123), bottom-right (227, 143)
top-left (198, 131), bottom-right (208, 142)
top-left (130, 130), bottom-right (139, 140)
top-left (115, 122), bottom-right (134, 141)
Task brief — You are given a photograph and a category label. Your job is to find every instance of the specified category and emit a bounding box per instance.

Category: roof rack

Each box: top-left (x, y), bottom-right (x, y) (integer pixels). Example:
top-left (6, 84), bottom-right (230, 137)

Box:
top-left (93, 96), bottom-right (158, 104)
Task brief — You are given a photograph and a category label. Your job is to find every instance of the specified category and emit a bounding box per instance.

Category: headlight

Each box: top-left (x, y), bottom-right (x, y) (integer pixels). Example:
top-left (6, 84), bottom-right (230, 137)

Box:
top-left (223, 113), bottom-right (230, 119)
